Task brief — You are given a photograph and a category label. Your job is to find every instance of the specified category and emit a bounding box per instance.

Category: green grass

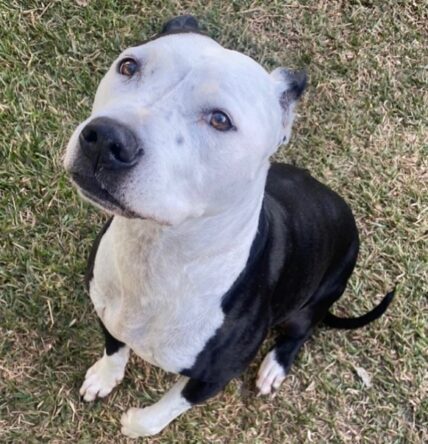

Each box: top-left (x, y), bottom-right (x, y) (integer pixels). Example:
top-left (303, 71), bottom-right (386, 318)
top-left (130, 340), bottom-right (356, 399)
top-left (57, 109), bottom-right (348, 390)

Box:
top-left (1, 0), bottom-right (426, 442)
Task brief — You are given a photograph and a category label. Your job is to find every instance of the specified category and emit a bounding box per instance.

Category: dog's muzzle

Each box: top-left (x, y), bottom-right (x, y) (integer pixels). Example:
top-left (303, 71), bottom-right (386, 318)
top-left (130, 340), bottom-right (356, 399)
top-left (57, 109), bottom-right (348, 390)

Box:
top-left (68, 117), bottom-right (143, 217)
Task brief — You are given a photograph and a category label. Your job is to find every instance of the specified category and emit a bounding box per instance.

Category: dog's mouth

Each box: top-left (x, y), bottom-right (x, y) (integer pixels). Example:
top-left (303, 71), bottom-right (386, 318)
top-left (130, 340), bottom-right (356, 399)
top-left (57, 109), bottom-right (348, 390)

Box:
top-left (70, 173), bottom-right (139, 218)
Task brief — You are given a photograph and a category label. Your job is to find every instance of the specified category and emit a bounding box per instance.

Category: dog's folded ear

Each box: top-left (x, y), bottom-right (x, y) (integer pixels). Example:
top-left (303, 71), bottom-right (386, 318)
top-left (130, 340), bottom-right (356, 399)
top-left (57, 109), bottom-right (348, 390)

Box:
top-left (271, 68), bottom-right (307, 144)
top-left (271, 68), bottom-right (307, 105)
top-left (161, 16), bottom-right (200, 34)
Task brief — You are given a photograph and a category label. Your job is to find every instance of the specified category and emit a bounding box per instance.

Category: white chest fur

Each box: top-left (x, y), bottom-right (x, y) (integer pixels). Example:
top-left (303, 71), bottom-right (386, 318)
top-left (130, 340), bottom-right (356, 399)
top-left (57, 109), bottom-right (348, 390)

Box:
top-left (90, 204), bottom-right (261, 373)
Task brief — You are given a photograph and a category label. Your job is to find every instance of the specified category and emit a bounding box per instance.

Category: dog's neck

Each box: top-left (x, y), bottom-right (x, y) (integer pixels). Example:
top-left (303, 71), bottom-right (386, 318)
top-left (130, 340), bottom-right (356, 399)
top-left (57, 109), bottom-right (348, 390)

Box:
top-left (116, 184), bottom-right (264, 256)
top-left (109, 173), bottom-right (267, 297)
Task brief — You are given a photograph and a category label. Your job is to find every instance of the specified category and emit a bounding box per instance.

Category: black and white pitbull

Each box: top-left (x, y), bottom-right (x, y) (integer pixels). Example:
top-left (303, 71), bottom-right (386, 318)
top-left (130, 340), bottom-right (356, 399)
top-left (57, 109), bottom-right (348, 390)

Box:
top-left (64, 16), bottom-right (394, 438)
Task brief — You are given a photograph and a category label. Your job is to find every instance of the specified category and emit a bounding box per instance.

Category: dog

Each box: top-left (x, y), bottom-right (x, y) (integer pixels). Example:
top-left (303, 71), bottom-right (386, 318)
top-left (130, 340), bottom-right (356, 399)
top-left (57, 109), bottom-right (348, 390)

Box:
top-left (64, 16), bottom-right (394, 438)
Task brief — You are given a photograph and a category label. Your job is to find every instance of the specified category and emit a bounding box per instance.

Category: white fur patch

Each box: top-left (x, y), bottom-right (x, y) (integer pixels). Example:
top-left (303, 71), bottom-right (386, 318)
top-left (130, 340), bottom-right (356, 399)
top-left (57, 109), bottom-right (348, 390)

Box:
top-left (64, 33), bottom-right (286, 226)
top-left (256, 349), bottom-right (286, 395)
top-left (90, 187), bottom-right (264, 374)
top-left (80, 346), bottom-right (129, 401)
top-left (121, 376), bottom-right (190, 437)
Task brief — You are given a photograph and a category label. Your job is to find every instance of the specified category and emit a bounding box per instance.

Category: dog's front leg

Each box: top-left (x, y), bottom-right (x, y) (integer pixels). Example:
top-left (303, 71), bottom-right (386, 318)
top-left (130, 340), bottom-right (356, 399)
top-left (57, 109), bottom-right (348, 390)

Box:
top-left (121, 376), bottom-right (226, 437)
top-left (80, 321), bottom-right (130, 401)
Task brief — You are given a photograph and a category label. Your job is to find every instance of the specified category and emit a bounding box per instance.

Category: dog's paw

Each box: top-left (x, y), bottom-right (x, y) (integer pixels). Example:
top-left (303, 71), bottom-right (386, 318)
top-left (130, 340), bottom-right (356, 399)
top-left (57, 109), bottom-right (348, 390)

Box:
top-left (121, 407), bottom-right (164, 438)
top-left (80, 350), bottom-right (128, 402)
top-left (256, 350), bottom-right (286, 396)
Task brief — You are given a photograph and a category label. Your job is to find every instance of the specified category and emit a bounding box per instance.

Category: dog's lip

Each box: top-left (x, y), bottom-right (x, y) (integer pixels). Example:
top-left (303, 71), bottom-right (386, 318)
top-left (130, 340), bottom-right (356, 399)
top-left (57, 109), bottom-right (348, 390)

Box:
top-left (69, 172), bottom-right (172, 225)
top-left (71, 172), bottom-right (118, 203)
top-left (70, 172), bottom-right (139, 218)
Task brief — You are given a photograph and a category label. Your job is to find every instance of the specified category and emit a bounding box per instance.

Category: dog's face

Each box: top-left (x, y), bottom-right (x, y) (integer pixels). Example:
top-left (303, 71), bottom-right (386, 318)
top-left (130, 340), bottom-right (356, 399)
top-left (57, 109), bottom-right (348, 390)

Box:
top-left (64, 26), bottom-right (306, 225)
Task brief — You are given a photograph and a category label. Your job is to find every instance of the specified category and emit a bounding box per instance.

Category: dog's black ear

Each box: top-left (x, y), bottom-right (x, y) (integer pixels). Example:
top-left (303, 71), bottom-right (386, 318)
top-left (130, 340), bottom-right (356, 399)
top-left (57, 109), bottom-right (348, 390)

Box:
top-left (272, 68), bottom-right (307, 104)
top-left (283, 69), bottom-right (307, 101)
top-left (161, 16), bottom-right (200, 34)
top-left (271, 68), bottom-right (307, 144)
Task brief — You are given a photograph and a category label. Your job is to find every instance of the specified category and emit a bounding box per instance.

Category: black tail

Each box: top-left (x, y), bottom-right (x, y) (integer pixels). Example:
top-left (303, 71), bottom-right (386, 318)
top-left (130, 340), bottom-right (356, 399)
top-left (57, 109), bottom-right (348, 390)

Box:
top-left (324, 289), bottom-right (395, 329)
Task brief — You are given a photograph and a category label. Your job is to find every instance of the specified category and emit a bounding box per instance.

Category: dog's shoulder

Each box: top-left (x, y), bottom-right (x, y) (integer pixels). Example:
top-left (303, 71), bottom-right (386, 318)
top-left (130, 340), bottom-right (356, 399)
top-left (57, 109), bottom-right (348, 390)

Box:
top-left (266, 162), bottom-right (356, 231)
top-left (267, 162), bottom-right (335, 201)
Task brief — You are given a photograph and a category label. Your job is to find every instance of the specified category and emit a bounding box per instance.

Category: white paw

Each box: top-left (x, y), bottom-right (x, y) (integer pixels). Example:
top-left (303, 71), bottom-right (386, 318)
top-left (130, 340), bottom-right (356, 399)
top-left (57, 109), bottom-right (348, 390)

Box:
top-left (121, 407), bottom-right (164, 438)
top-left (121, 376), bottom-right (191, 437)
top-left (256, 350), bottom-right (286, 395)
top-left (80, 349), bottom-right (128, 402)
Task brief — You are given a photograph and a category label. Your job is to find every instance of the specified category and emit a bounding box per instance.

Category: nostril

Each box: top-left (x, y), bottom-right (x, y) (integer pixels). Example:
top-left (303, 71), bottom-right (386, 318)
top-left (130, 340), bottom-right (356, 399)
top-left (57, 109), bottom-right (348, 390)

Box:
top-left (110, 142), bottom-right (125, 162)
top-left (82, 128), bottom-right (98, 144)
top-left (107, 142), bottom-right (142, 165)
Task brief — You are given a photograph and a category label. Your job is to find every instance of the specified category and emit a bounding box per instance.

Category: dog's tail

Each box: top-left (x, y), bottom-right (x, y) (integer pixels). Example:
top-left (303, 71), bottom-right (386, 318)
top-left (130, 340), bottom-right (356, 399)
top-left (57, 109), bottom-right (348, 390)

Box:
top-left (323, 289), bottom-right (395, 329)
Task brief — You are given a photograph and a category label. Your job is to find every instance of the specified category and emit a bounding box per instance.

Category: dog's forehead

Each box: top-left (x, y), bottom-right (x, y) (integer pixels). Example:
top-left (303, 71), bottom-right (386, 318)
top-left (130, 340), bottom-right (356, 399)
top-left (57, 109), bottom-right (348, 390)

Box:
top-left (122, 33), bottom-right (272, 87)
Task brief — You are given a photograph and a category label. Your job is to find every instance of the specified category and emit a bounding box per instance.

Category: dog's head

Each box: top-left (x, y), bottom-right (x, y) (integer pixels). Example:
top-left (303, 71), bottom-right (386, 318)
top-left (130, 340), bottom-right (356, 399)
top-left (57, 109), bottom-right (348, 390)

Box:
top-left (64, 16), bottom-right (306, 224)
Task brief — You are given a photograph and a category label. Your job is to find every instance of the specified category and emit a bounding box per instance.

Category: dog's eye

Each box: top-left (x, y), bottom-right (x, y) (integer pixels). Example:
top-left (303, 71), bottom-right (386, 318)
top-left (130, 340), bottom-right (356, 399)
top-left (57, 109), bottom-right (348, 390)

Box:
top-left (209, 111), bottom-right (233, 131)
top-left (118, 58), bottom-right (138, 77)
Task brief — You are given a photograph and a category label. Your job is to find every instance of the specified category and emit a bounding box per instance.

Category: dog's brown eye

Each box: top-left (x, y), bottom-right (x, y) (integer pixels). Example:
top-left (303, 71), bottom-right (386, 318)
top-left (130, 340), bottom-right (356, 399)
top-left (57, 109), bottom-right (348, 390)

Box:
top-left (209, 111), bottom-right (233, 131)
top-left (118, 58), bottom-right (138, 77)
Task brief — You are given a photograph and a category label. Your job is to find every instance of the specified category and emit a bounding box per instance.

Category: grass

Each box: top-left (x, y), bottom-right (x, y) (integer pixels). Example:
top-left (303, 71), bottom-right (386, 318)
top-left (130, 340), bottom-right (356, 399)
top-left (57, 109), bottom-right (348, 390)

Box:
top-left (0, 0), bottom-right (426, 442)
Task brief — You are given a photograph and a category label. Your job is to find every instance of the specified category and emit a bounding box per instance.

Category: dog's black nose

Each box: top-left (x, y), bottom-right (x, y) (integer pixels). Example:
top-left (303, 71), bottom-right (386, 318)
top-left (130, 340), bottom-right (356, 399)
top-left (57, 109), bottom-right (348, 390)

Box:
top-left (79, 117), bottom-right (142, 171)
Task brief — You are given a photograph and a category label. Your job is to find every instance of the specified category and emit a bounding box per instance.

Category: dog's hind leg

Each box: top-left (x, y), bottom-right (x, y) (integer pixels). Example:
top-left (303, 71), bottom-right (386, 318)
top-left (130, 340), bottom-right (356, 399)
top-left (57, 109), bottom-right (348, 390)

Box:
top-left (256, 312), bottom-right (313, 395)
top-left (257, 238), bottom-right (359, 395)
top-left (257, 277), bottom-right (351, 395)
top-left (80, 321), bottom-right (130, 402)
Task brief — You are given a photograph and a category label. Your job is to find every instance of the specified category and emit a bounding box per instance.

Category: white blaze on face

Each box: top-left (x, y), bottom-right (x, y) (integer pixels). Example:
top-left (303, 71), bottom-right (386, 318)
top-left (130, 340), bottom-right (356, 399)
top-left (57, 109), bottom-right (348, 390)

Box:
top-left (65, 33), bottom-right (298, 225)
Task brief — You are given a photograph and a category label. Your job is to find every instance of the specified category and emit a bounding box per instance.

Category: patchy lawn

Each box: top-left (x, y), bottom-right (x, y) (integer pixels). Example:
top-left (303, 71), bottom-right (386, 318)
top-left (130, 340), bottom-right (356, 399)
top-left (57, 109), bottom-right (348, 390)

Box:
top-left (1, 0), bottom-right (426, 442)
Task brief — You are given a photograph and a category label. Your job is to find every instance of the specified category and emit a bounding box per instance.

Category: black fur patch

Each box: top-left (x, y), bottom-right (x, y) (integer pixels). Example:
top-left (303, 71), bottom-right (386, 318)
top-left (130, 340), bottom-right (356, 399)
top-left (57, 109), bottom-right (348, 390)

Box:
top-left (161, 16), bottom-right (200, 34)
top-left (99, 319), bottom-right (125, 355)
top-left (280, 70), bottom-right (307, 108)
top-left (181, 163), bottom-right (361, 402)
top-left (139, 15), bottom-right (207, 46)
